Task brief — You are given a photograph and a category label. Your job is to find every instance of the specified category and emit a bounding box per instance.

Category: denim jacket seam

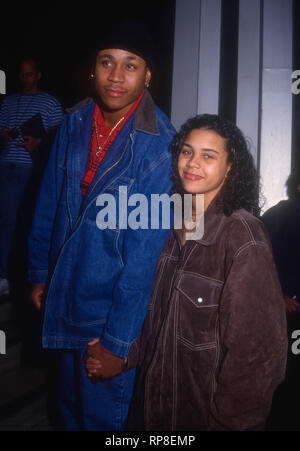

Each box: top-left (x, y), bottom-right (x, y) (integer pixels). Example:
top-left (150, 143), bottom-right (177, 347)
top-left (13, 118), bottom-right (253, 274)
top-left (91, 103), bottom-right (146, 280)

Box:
top-left (114, 229), bottom-right (124, 268)
top-left (141, 152), bottom-right (171, 180)
top-left (29, 269), bottom-right (48, 273)
top-left (102, 331), bottom-right (133, 348)
top-left (156, 114), bottom-right (176, 140)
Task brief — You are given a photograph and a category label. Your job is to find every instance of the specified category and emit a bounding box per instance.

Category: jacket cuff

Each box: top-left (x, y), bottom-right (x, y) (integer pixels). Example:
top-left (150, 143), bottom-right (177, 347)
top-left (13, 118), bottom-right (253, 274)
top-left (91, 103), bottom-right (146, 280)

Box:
top-left (100, 332), bottom-right (131, 358)
top-left (28, 270), bottom-right (48, 284)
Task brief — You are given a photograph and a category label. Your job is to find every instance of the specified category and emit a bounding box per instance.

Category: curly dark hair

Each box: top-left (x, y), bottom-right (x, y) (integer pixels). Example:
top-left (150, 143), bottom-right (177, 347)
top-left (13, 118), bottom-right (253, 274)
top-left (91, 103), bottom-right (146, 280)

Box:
top-left (171, 114), bottom-right (261, 216)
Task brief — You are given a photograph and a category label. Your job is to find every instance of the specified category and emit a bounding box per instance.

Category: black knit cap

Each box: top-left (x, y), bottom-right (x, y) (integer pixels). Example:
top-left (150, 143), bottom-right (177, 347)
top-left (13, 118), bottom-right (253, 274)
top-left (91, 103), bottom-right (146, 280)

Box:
top-left (93, 19), bottom-right (155, 68)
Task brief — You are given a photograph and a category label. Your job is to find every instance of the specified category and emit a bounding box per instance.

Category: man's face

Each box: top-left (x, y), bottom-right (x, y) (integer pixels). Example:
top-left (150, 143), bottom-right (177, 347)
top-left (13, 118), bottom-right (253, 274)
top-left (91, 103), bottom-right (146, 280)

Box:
top-left (19, 60), bottom-right (41, 93)
top-left (94, 48), bottom-right (151, 116)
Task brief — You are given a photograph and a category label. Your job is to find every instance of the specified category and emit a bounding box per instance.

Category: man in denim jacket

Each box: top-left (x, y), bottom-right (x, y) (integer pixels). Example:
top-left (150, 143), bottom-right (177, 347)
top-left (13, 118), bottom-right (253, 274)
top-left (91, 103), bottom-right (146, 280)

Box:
top-left (28, 22), bottom-right (175, 430)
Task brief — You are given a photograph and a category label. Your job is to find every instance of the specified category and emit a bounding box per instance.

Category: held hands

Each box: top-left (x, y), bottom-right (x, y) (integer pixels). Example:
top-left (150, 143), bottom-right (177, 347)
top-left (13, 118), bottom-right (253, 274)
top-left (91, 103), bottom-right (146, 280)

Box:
top-left (83, 338), bottom-right (126, 383)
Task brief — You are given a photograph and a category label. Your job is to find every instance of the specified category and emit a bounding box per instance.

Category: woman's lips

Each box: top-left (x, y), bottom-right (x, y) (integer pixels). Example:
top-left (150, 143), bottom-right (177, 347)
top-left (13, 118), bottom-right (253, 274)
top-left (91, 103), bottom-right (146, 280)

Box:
top-left (184, 172), bottom-right (204, 181)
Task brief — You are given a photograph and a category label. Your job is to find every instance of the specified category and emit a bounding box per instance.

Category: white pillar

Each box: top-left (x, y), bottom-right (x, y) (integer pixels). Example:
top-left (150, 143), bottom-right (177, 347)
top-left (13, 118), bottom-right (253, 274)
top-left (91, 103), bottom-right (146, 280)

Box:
top-left (172, 0), bottom-right (293, 211)
top-left (236, 0), bottom-right (261, 164)
top-left (197, 0), bottom-right (222, 115)
top-left (171, 0), bottom-right (201, 130)
top-left (260, 0), bottom-right (293, 211)
top-left (171, 0), bottom-right (222, 130)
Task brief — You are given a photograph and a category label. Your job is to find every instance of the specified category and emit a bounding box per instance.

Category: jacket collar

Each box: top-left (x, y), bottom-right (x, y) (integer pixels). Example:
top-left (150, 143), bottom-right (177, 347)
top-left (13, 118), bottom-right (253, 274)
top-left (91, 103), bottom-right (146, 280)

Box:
top-left (173, 195), bottom-right (226, 248)
top-left (134, 89), bottom-right (159, 135)
top-left (69, 88), bottom-right (159, 136)
top-left (195, 197), bottom-right (226, 246)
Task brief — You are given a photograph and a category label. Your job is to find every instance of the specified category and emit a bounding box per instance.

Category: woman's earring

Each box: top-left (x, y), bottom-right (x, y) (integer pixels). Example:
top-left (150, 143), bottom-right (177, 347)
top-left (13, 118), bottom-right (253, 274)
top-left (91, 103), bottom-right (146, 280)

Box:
top-left (90, 74), bottom-right (94, 79)
top-left (145, 81), bottom-right (150, 88)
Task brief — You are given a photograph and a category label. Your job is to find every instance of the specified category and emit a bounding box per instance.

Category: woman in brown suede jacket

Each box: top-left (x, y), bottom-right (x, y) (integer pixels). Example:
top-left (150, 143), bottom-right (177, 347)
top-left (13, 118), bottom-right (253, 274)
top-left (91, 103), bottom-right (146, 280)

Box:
top-left (85, 114), bottom-right (288, 430)
top-left (124, 114), bottom-right (288, 431)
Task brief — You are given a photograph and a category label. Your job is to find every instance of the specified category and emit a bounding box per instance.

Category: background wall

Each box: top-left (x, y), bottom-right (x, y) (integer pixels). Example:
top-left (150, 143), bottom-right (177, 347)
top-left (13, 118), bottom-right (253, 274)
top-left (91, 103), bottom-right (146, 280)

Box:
top-left (172, 0), bottom-right (299, 212)
top-left (1, 0), bottom-right (300, 211)
top-left (0, 1), bottom-right (176, 113)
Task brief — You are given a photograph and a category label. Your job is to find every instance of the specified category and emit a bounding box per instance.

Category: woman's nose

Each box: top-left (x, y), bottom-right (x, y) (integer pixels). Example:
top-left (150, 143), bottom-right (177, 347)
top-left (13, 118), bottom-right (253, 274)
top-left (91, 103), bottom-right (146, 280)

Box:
top-left (187, 154), bottom-right (200, 168)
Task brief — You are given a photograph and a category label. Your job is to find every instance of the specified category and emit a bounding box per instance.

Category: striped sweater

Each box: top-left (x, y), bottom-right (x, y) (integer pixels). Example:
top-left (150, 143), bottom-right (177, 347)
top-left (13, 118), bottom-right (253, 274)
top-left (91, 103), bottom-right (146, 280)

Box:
top-left (0, 92), bottom-right (63, 165)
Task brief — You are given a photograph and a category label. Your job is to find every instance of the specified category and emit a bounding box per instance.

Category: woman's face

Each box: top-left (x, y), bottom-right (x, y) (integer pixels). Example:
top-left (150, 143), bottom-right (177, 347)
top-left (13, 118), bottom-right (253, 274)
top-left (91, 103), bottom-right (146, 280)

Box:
top-left (177, 128), bottom-right (231, 208)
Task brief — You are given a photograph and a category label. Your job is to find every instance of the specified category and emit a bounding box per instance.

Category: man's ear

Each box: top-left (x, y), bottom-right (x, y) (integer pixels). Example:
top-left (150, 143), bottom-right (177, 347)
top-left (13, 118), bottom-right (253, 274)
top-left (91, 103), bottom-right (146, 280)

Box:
top-left (37, 72), bottom-right (42, 81)
top-left (145, 67), bottom-right (151, 86)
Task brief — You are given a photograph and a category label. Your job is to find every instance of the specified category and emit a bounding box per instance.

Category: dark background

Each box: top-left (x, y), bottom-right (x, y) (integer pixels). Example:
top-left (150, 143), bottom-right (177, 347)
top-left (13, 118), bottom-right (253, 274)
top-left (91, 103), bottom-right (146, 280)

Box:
top-left (0, 1), bottom-right (176, 114)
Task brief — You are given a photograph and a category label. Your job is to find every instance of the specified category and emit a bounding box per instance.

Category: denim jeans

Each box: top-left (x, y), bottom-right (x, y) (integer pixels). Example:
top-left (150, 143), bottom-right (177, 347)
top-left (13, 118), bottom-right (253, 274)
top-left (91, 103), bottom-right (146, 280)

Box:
top-left (0, 163), bottom-right (32, 279)
top-left (57, 349), bottom-right (136, 431)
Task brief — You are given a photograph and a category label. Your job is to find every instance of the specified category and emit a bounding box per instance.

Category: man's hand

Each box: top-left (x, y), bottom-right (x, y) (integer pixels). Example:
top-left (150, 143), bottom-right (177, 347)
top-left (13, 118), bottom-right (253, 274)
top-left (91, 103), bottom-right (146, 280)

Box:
top-left (284, 295), bottom-right (299, 313)
top-left (29, 283), bottom-right (46, 310)
top-left (0, 128), bottom-right (15, 141)
top-left (16, 135), bottom-right (40, 153)
top-left (83, 339), bottom-right (125, 382)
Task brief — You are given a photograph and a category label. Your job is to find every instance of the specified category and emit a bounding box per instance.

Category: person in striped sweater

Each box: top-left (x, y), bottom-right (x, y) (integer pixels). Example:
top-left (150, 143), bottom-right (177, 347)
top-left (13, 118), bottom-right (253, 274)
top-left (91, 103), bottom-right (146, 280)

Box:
top-left (0, 57), bottom-right (63, 297)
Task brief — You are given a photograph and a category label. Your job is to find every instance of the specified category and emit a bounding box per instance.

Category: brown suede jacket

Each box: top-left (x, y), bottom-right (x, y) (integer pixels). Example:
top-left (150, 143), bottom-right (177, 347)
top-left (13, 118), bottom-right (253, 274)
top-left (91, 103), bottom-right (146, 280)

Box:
top-left (126, 200), bottom-right (288, 431)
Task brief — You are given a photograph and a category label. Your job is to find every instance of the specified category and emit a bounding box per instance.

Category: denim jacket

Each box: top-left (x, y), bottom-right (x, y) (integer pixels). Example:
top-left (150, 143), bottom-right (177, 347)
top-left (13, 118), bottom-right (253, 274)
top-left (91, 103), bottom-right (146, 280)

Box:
top-left (28, 90), bottom-right (176, 356)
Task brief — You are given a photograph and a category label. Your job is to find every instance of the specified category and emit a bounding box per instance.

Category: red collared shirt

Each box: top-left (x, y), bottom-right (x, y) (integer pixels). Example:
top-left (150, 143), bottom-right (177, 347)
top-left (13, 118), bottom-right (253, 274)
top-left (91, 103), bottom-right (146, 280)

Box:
top-left (80, 91), bottom-right (144, 196)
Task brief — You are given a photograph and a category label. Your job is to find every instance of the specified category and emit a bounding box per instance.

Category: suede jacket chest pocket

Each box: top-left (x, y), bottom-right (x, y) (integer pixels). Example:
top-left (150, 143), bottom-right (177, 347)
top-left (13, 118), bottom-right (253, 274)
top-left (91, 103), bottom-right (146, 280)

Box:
top-left (175, 272), bottom-right (223, 347)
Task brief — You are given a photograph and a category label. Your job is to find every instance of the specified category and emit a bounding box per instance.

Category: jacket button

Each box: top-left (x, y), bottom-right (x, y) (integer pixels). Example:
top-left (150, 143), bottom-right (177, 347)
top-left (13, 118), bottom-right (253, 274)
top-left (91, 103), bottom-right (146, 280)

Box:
top-left (198, 297), bottom-right (203, 303)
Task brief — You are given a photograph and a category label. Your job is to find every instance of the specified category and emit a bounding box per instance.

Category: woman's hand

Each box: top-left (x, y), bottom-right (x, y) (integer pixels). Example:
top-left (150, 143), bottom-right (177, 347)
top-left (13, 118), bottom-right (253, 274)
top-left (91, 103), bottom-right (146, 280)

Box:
top-left (83, 339), bottom-right (126, 382)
